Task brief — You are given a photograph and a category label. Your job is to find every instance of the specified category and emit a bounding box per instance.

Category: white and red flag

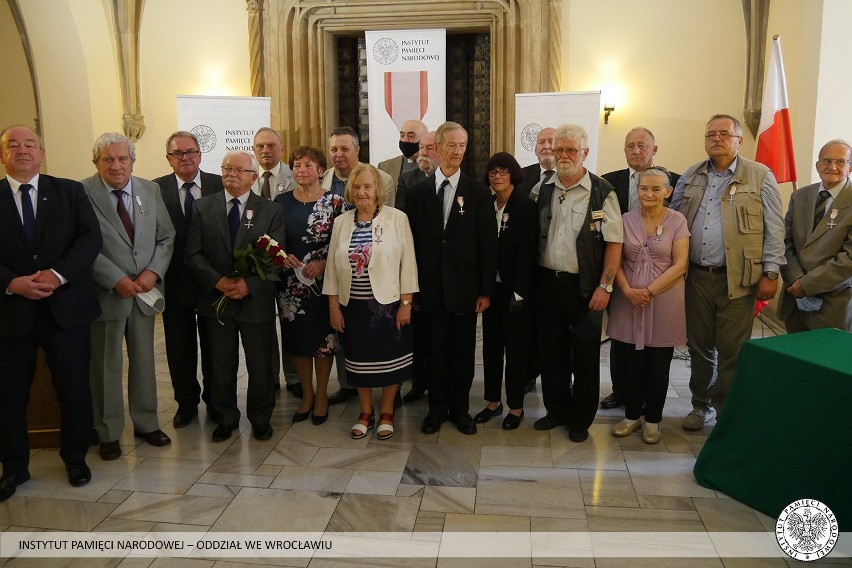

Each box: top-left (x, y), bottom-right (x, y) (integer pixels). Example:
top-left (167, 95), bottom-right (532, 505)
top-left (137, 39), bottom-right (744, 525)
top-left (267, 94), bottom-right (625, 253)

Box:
top-left (755, 36), bottom-right (797, 184)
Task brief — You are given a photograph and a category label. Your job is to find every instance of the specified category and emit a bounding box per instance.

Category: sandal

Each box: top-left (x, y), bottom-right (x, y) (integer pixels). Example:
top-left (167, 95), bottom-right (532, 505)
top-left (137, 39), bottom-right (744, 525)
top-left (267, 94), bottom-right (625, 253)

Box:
top-left (376, 413), bottom-right (395, 440)
top-left (351, 410), bottom-right (375, 439)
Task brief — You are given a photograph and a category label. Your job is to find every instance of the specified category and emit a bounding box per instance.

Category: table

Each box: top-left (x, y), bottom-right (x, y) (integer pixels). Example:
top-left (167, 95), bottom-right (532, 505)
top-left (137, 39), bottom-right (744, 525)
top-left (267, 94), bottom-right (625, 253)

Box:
top-left (694, 328), bottom-right (852, 530)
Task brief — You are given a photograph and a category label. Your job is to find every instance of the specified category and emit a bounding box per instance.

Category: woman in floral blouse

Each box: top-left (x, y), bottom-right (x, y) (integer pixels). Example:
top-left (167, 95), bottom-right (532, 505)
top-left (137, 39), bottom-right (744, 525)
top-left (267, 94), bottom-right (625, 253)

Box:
top-left (276, 146), bottom-right (345, 425)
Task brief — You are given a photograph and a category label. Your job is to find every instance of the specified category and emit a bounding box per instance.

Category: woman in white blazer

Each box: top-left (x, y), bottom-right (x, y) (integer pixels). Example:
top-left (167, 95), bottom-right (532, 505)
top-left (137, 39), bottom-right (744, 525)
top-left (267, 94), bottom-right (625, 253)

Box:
top-left (323, 163), bottom-right (418, 440)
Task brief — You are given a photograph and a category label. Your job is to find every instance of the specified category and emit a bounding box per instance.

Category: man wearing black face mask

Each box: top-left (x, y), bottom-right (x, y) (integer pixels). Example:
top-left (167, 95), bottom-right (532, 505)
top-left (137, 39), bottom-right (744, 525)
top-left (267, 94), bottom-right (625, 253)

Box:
top-left (379, 120), bottom-right (428, 187)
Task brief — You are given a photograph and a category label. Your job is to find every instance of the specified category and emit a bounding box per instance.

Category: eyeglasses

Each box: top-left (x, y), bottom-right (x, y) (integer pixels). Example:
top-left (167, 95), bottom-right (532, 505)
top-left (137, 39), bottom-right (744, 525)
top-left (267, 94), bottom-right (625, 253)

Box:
top-left (168, 150), bottom-right (200, 159)
top-left (553, 147), bottom-right (582, 157)
top-left (818, 158), bottom-right (849, 168)
top-left (488, 168), bottom-right (510, 178)
top-left (704, 131), bottom-right (740, 140)
top-left (221, 166), bottom-right (255, 175)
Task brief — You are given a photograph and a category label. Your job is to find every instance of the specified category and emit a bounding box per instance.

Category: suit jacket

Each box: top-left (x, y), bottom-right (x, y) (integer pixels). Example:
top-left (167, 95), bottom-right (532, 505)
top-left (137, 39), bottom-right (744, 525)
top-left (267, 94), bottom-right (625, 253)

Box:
top-left (321, 163), bottom-right (398, 208)
top-left (0, 175), bottom-right (102, 337)
top-left (495, 189), bottom-right (539, 300)
top-left (185, 191), bottom-right (285, 323)
top-left (323, 206), bottom-right (419, 305)
top-left (602, 168), bottom-right (681, 213)
top-left (406, 173), bottom-right (498, 314)
top-left (518, 163), bottom-right (544, 199)
top-left (83, 174), bottom-right (175, 320)
top-left (153, 171), bottom-right (224, 307)
top-left (396, 168), bottom-right (429, 212)
top-left (378, 155), bottom-right (405, 185)
top-left (778, 181), bottom-right (852, 331)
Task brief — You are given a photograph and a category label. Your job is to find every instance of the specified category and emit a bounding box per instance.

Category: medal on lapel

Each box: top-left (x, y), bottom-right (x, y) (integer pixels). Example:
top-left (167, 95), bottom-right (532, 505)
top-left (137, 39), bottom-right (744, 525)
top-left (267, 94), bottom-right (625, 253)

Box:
top-left (135, 195), bottom-right (146, 215)
top-left (728, 185), bottom-right (737, 204)
top-left (500, 213), bottom-right (509, 232)
top-left (457, 196), bottom-right (465, 215)
top-left (827, 209), bottom-right (838, 229)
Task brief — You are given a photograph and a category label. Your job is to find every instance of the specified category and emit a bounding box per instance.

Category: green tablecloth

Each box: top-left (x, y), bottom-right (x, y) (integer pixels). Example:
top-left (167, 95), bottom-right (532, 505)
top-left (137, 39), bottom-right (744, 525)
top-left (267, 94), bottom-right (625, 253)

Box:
top-left (694, 328), bottom-right (852, 530)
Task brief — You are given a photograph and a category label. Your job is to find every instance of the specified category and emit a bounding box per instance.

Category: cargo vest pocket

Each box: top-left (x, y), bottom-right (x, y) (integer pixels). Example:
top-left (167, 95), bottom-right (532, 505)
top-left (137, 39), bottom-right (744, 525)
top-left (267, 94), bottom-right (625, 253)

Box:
top-left (742, 246), bottom-right (763, 286)
top-left (736, 205), bottom-right (763, 234)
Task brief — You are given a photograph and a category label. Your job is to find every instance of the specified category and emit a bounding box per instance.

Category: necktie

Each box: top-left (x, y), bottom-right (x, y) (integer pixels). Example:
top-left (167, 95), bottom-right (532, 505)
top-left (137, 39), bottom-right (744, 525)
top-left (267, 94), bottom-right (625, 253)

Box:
top-left (542, 169), bottom-right (555, 184)
top-left (261, 171), bottom-right (272, 199)
top-left (183, 182), bottom-right (195, 221)
top-left (530, 170), bottom-right (555, 203)
top-left (113, 189), bottom-right (134, 243)
top-left (628, 171), bottom-right (640, 212)
top-left (19, 184), bottom-right (36, 245)
top-left (228, 197), bottom-right (241, 247)
top-left (436, 179), bottom-right (450, 226)
top-left (813, 189), bottom-right (831, 230)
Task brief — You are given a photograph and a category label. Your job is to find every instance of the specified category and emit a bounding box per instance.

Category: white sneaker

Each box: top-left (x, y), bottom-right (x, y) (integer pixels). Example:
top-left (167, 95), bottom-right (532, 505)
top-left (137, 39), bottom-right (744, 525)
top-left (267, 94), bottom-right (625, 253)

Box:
top-left (682, 408), bottom-right (716, 431)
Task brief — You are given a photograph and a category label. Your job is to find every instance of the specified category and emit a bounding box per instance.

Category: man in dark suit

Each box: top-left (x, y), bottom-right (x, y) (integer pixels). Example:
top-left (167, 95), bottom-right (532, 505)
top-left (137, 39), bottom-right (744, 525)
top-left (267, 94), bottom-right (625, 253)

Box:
top-left (153, 131), bottom-right (224, 428)
top-left (406, 122), bottom-right (498, 435)
top-left (186, 151), bottom-right (285, 443)
top-left (518, 127), bottom-right (556, 201)
top-left (396, 130), bottom-right (437, 404)
top-left (779, 139), bottom-right (852, 333)
top-left (0, 126), bottom-right (102, 500)
top-left (533, 124), bottom-right (623, 443)
top-left (601, 126), bottom-right (680, 410)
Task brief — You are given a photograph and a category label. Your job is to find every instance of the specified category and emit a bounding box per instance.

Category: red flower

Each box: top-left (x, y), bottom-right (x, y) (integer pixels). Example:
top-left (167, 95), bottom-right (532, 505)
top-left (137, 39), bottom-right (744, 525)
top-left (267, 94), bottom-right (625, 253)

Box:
top-left (269, 245), bottom-right (282, 256)
top-left (257, 237), bottom-right (271, 250)
top-left (272, 254), bottom-right (285, 266)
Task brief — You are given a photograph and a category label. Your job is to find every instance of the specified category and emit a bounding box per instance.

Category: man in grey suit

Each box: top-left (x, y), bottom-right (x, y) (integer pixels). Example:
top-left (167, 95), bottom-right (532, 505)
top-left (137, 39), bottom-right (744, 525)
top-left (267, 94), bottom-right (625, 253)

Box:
top-left (83, 132), bottom-right (175, 460)
top-left (378, 119), bottom-right (428, 187)
top-left (779, 139), bottom-right (852, 332)
top-left (153, 131), bottom-right (224, 428)
top-left (396, 131), bottom-right (437, 212)
top-left (186, 151), bottom-right (285, 443)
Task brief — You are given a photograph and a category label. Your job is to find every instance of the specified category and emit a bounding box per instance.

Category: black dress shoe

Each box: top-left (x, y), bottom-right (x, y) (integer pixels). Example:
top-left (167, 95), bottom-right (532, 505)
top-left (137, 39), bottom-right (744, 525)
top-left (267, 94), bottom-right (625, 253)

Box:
top-left (206, 407), bottom-right (223, 423)
top-left (0, 471), bottom-right (30, 502)
top-left (502, 411), bottom-right (524, 430)
top-left (311, 413), bottom-right (328, 425)
top-left (134, 429), bottom-right (171, 447)
top-left (474, 403), bottom-right (504, 424)
top-left (173, 409), bottom-right (197, 429)
top-left (212, 423), bottom-right (237, 442)
top-left (66, 462), bottom-right (91, 487)
top-left (393, 391), bottom-right (403, 410)
top-left (452, 414), bottom-right (477, 435)
top-left (402, 387), bottom-right (426, 403)
top-left (286, 383), bottom-right (304, 399)
top-left (292, 407), bottom-right (312, 423)
top-left (600, 393), bottom-right (622, 409)
top-left (533, 414), bottom-right (566, 431)
top-left (99, 440), bottom-right (121, 460)
top-left (328, 387), bottom-right (358, 405)
top-left (421, 412), bottom-right (448, 434)
top-left (252, 424), bottom-right (273, 440)
top-left (568, 428), bottom-right (589, 443)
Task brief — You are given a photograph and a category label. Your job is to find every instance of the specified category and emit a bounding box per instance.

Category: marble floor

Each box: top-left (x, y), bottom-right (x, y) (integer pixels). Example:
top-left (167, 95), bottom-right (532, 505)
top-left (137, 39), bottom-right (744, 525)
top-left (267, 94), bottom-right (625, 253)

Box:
top-left (0, 315), bottom-right (846, 567)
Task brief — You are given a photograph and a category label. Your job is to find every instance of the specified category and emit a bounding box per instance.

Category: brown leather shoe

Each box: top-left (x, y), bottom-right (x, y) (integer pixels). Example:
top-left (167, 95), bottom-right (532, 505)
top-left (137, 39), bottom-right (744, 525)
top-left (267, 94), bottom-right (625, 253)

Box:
top-left (133, 429), bottom-right (171, 447)
top-left (99, 440), bottom-right (121, 460)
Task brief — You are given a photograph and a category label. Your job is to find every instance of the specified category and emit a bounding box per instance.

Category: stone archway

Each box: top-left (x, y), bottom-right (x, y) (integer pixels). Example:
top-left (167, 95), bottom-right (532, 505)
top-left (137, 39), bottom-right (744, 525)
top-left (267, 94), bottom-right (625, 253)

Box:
top-left (250, 0), bottom-right (562, 154)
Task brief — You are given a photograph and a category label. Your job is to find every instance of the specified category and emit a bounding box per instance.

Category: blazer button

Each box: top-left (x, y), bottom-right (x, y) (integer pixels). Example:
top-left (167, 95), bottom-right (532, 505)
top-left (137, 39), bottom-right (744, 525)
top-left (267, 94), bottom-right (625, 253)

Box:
top-left (33, 254), bottom-right (38, 260)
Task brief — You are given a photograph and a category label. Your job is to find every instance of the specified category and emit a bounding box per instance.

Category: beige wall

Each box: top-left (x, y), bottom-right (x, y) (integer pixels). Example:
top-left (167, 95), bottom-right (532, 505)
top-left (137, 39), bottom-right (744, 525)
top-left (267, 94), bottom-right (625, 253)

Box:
top-left (3, 0), bottom-right (850, 190)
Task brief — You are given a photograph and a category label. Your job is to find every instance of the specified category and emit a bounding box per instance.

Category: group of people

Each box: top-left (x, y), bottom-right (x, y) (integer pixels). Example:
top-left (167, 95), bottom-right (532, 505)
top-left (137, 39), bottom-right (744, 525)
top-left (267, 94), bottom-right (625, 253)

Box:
top-left (1, 111), bottom-right (850, 502)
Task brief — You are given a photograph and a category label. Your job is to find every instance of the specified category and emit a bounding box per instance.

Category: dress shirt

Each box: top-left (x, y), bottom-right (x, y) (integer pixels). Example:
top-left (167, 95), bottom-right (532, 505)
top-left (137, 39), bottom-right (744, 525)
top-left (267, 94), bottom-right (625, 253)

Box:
top-left (434, 167), bottom-right (462, 226)
top-left (175, 173), bottom-right (202, 215)
top-left (541, 171), bottom-right (623, 273)
top-left (5, 173), bottom-right (66, 286)
top-left (819, 178), bottom-right (848, 212)
top-left (671, 157), bottom-right (785, 272)
top-left (224, 190), bottom-right (250, 217)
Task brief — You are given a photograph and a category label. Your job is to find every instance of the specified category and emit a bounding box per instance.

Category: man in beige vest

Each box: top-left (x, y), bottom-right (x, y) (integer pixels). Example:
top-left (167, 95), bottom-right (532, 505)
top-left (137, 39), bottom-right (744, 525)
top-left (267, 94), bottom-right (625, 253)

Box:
top-left (670, 114), bottom-right (785, 430)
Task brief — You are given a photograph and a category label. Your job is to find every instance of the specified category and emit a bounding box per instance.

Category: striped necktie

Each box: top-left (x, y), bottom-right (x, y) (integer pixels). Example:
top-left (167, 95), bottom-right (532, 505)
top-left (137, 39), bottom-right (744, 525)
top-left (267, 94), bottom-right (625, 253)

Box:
top-left (813, 189), bottom-right (831, 230)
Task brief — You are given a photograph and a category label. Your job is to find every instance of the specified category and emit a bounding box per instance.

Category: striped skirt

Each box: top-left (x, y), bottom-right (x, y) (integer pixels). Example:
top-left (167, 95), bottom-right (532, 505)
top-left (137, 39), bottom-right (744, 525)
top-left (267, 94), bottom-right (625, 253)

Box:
top-left (339, 298), bottom-right (413, 387)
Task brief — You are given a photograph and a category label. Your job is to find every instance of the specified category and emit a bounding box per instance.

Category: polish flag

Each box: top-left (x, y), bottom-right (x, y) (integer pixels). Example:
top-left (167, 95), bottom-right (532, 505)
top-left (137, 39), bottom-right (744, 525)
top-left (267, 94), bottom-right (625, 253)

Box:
top-left (755, 36), bottom-right (797, 184)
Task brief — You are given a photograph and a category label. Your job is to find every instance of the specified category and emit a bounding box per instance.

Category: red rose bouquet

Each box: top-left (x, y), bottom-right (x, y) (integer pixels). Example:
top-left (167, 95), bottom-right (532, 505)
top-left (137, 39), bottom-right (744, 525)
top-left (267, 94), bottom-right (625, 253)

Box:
top-left (213, 234), bottom-right (287, 322)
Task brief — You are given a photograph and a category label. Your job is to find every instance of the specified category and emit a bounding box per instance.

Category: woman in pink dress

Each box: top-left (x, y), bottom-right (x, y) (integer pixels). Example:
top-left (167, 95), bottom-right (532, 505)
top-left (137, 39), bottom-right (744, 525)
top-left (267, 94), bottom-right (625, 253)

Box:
top-left (606, 167), bottom-right (689, 444)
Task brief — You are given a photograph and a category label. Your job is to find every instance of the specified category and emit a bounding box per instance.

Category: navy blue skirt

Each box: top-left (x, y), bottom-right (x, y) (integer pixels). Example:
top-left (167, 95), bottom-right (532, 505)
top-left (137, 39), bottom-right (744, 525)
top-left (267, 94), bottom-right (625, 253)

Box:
top-left (339, 298), bottom-right (413, 387)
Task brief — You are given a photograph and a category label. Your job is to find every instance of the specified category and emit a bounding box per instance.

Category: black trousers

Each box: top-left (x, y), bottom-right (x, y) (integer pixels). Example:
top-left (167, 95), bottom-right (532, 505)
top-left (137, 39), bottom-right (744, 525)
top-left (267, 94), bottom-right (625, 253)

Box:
top-left (162, 303), bottom-right (212, 411)
top-left (203, 316), bottom-right (277, 427)
top-left (535, 269), bottom-right (601, 430)
top-left (0, 304), bottom-right (92, 475)
top-left (482, 281), bottom-right (531, 410)
top-left (424, 310), bottom-right (476, 419)
top-left (610, 339), bottom-right (673, 423)
top-left (410, 308), bottom-right (430, 391)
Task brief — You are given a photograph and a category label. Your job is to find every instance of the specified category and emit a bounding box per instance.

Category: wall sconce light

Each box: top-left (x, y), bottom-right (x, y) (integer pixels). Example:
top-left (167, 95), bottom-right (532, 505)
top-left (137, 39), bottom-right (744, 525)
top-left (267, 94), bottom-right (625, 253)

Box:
top-left (603, 104), bottom-right (615, 125)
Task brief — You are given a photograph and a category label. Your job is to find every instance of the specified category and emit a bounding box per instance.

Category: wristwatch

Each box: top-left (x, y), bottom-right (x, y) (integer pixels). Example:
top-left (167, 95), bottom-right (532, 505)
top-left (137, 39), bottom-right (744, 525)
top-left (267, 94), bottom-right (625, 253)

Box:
top-left (401, 299), bottom-right (413, 306)
top-left (599, 283), bottom-right (613, 293)
top-left (763, 271), bottom-right (779, 281)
